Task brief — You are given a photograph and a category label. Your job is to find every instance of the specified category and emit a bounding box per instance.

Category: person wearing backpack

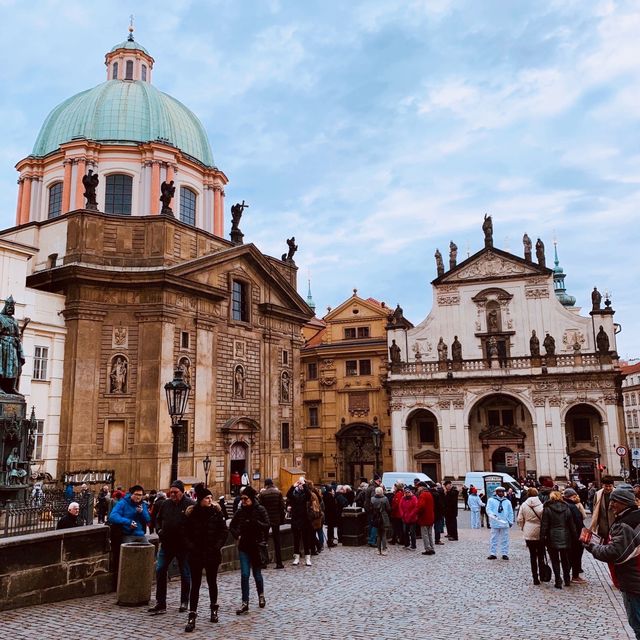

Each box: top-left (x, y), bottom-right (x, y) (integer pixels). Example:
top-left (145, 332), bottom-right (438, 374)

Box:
top-left (370, 486), bottom-right (391, 555)
top-left (586, 485), bottom-right (640, 639)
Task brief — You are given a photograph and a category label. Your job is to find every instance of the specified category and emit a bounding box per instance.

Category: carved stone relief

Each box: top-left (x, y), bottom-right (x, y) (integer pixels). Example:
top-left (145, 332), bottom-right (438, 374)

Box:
top-left (525, 286), bottom-right (550, 299)
top-left (112, 325), bottom-right (128, 349)
top-left (562, 329), bottom-right (586, 351)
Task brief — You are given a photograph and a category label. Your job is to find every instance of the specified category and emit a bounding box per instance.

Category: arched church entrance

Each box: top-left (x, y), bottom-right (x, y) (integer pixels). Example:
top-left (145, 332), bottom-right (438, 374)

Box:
top-left (335, 422), bottom-right (377, 487)
top-left (468, 393), bottom-right (535, 480)
top-left (406, 408), bottom-right (441, 480)
top-left (565, 403), bottom-right (603, 484)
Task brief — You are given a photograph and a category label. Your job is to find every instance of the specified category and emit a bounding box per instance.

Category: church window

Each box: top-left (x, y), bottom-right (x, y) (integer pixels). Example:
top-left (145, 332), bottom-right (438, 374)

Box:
top-left (112, 62), bottom-right (118, 80)
top-left (419, 421), bottom-right (436, 443)
top-left (281, 422), bottom-right (290, 450)
top-left (105, 174), bottom-right (133, 215)
top-left (47, 182), bottom-right (63, 219)
top-left (125, 60), bottom-right (134, 80)
top-left (141, 64), bottom-right (147, 81)
top-left (179, 186), bottom-right (197, 225)
top-left (231, 280), bottom-right (249, 322)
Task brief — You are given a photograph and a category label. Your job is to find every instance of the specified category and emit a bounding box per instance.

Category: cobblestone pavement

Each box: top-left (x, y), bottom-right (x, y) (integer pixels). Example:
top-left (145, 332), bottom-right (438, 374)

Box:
top-left (3, 512), bottom-right (636, 640)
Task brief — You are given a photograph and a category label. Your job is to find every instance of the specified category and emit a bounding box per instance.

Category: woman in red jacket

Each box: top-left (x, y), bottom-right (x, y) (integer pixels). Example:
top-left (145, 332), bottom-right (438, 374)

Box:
top-left (399, 486), bottom-right (418, 549)
top-left (416, 484), bottom-right (435, 555)
top-left (390, 483), bottom-right (405, 545)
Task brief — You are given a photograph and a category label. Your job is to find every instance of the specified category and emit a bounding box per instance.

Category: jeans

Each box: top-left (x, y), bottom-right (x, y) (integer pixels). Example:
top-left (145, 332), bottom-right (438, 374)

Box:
top-left (239, 550), bottom-right (264, 603)
top-left (420, 525), bottom-right (434, 551)
top-left (155, 546), bottom-right (191, 606)
top-left (403, 522), bottom-right (416, 548)
top-left (489, 527), bottom-right (510, 556)
top-left (316, 526), bottom-right (325, 550)
top-left (434, 517), bottom-right (444, 542)
top-left (622, 592), bottom-right (640, 639)
top-left (470, 510), bottom-right (481, 529)
top-left (188, 556), bottom-right (220, 612)
top-left (269, 524), bottom-right (282, 565)
top-left (525, 540), bottom-right (545, 580)
top-left (367, 513), bottom-right (378, 545)
top-left (547, 547), bottom-right (571, 585)
top-left (376, 526), bottom-right (387, 552)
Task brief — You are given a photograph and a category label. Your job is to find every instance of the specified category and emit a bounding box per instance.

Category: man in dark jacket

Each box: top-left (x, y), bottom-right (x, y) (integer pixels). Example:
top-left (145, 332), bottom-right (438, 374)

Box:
top-left (258, 478), bottom-right (285, 569)
top-left (587, 486), bottom-right (640, 638)
top-left (323, 485), bottom-right (338, 547)
top-left (430, 484), bottom-right (446, 543)
top-left (443, 480), bottom-right (459, 541)
top-left (149, 480), bottom-right (194, 615)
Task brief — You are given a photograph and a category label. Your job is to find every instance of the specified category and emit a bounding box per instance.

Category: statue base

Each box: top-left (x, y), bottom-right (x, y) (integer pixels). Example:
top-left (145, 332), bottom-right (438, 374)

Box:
top-left (230, 230), bottom-right (244, 246)
top-left (0, 394), bottom-right (31, 507)
top-left (160, 206), bottom-right (175, 217)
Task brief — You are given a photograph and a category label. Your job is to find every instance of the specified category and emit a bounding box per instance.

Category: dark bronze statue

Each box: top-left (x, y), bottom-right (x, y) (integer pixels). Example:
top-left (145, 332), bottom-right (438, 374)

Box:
top-left (230, 200), bottom-right (248, 245)
top-left (536, 238), bottom-right (545, 268)
top-left (543, 332), bottom-right (555, 356)
top-left (160, 180), bottom-right (175, 216)
top-left (282, 237), bottom-right (298, 262)
top-left (449, 241), bottom-right (458, 270)
top-left (482, 214), bottom-right (493, 248)
top-left (82, 170), bottom-right (99, 211)
top-left (389, 339), bottom-right (401, 364)
top-left (529, 330), bottom-right (540, 357)
top-left (451, 336), bottom-right (462, 362)
top-left (0, 296), bottom-right (25, 394)
top-left (592, 287), bottom-right (602, 311)
top-left (523, 233), bottom-right (532, 262)
top-left (596, 325), bottom-right (610, 354)
top-left (435, 249), bottom-right (444, 277)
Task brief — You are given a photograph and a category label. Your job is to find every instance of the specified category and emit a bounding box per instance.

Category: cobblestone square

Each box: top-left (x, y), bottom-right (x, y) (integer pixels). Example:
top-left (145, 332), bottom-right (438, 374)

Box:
top-left (2, 513), bottom-right (636, 640)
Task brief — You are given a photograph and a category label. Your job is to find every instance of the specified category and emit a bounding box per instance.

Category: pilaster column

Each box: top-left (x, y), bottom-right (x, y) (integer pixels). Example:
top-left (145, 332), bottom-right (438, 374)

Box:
top-left (150, 161), bottom-right (161, 214)
top-left (391, 404), bottom-right (409, 470)
top-left (75, 158), bottom-right (86, 210)
top-left (15, 178), bottom-right (24, 226)
top-left (213, 186), bottom-right (223, 237)
top-left (62, 160), bottom-right (72, 213)
top-left (19, 177), bottom-right (32, 225)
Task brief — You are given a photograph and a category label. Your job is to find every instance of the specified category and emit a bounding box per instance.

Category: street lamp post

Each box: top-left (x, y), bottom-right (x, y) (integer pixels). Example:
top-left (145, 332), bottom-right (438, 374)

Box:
top-left (165, 368), bottom-right (191, 485)
top-left (372, 425), bottom-right (382, 477)
top-left (202, 455), bottom-right (211, 488)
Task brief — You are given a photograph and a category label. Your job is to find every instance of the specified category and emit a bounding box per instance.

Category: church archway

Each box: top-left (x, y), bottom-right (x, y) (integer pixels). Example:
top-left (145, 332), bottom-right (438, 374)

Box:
top-left (406, 408), bottom-right (441, 480)
top-left (335, 422), bottom-right (377, 487)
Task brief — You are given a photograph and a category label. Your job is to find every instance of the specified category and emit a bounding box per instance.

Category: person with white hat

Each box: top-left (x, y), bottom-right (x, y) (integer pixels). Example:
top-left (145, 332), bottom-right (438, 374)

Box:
top-left (486, 486), bottom-right (514, 560)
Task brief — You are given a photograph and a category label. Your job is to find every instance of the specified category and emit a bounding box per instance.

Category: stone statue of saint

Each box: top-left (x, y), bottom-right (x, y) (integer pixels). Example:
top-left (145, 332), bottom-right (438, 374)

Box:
top-left (281, 371), bottom-right (290, 403)
top-left (437, 337), bottom-right (448, 361)
top-left (389, 339), bottom-right (401, 364)
top-left (529, 330), bottom-right (540, 357)
top-left (449, 242), bottom-right (458, 270)
top-left (234, 365), bottom-right (245, 398)
top-left (0, 296), bottom-right (25, 394)
top-left (543, 332), bottom-right (556, 356)
top-left (596, 326), bottom-right (610, 354)
top-left (82, 170), bottom-right (99, 210)
top-left (282, 237), bottom-right (298, 262)
top-left (487, 336), bottom-right (498, 359)
top-left (536, 238), bottom-right (545, 268)
top-left (435, 249), bottom-right (444, 276)
top-left (231, 201), bottom-right (248, 231)
top-left (179, 357), bottom-right (191, 388)
top-left (487, 309), bottom-right (499, 333)
top-left (482, 214), bottom-right (493, 248)
top-left (109, 356), bottom-right (127, 394)
top-left (523, 233), bottom-right (532, 262)
top-left (451, 336), bottom-right (462, 362)
top-left (591, 287), bottom-right (602, 311)
top-left (160, 180), bottom-right (176, 215)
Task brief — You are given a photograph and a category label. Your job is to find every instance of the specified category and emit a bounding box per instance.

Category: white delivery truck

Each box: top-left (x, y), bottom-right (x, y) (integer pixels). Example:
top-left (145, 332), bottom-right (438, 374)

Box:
top-left (464, 471), bottom-right (522, 499)
top-left (381, 471), bottom-right (433, 492)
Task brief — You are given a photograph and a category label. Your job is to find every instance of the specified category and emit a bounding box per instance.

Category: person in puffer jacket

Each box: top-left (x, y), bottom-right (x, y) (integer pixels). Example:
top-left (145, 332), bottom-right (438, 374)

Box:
top-left (587, 485), bottom-right (640, 639)
top-left (108, 484), bottom-right (150, 542)
top-left (399, 485), bottom-right (418, 549)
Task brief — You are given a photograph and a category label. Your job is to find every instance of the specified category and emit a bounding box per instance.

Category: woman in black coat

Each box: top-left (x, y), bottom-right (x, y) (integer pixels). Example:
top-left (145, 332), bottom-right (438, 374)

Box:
top-left (184, 484), bottom-right (228, 632)
top-left (540, 490), bottom-right (576, 589)
top-left (323, 485), bottom-right (338, 547)
top-left (229, 485), bottom-right (270, 615)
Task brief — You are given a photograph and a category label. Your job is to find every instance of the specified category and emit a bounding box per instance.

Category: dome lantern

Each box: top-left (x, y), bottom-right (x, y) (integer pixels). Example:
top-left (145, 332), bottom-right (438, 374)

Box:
top-left (105, 28), bottom-right (155, 84)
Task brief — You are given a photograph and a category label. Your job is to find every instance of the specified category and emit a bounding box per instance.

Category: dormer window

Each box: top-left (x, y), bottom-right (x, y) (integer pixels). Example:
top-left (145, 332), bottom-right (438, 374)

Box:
top-left (112, 62), bottom-right (118, 80)
top-left (125, 60), bottom-right (134, 80)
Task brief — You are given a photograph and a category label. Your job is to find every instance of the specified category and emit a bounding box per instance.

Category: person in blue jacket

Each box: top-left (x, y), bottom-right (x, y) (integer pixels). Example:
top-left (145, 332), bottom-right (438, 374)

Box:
top-left (467, 487), bottom-right (483, 529)
top-left (108, 484), bottom-right (150, 542)
top-left (486, 486), bottom-right (514, 560)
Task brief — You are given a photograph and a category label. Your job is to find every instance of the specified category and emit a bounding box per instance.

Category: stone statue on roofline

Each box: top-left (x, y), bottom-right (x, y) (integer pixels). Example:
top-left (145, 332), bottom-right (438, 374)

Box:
top-left (435, 249), bottom-right (444, 276)
top-left (449, 242), bottom-right (458, 270)
top-left (536, 238), bottom-right (545, 268)
top-left (591, 287), bottom-right (602, 311)
top-left (482, 214), bottom-right (493, 248)
top-left (282, 237), bottom-right (298, 262)
top-left (523, 233), bottom-right (532, 262)
top-left (230, 200), bottom-right (248, 245)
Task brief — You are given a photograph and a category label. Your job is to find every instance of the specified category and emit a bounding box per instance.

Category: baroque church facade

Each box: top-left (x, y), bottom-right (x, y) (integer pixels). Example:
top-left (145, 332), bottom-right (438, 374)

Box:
top-left (387, 220), bottom-right (623, 483)
top-left (1, 32), bottom-right (312, 490)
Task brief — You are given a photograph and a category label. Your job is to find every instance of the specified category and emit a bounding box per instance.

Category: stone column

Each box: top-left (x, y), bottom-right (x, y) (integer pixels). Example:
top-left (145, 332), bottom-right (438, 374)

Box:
top-left (15, 178), bottom-right (24, 226)
top-left (438, 400), bottom-right (454, 476)
top-left (194, 319), bottom-right (216, 451)
top-left (19, 177), bottom-right (32, 225)
top-left (390, 404), bottom-right (409, 470)
top-left (213, 186), bottom-right (223, 237)
top-left (62, 159), bottom-right (72, 213)
top-left (75, 158), bottom-right (86, 210)
top-left (150, 162), bottom-right (161, 215)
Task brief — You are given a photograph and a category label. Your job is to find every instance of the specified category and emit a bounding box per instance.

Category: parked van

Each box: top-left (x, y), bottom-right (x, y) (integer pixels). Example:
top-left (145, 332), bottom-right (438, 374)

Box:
top-left (381, 472), bottom-right (433, 492)
top-left (464, 471), bottom-right (522, 499)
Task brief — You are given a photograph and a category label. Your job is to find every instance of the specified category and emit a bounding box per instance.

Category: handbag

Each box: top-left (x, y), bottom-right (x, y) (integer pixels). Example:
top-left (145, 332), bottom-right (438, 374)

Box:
top-left (540, 548), bottom-right (552, 582)
top-left (258, 541), bottom-right (270, 567)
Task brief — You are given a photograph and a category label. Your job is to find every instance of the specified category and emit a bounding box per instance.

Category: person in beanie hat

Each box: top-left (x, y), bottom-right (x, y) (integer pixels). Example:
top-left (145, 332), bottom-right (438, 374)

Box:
top-left (183, 483), bottom-right (228, 632)
top-left (230, 485), bottom-right (270, 615)
top-left (149, 479), bottom-right (195, 615)
top-left (586, 484), bottom-right (640, 638)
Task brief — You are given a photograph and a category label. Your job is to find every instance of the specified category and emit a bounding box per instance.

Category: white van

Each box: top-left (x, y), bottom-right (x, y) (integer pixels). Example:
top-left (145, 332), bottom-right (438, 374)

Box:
top-left (464, 471), bottom-right (522, 499)
top-left (381, 471), bottom-right (433, 492)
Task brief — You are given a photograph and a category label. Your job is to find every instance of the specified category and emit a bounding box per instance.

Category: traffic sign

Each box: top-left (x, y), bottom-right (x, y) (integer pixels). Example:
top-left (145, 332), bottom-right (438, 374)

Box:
top-left (632, 448), bottom-right (640, 460)
top-left (616, 445), bottom-right (628, 457)
top-left (633, 460), bottom-right (640, 469)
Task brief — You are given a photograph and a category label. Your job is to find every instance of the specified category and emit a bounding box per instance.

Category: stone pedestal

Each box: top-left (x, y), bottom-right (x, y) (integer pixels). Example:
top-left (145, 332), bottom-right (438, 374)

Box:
top-left (340, 507), bottom-right (367, 546)
top-left (116, 542), bottom-right (155, 606)
top-left (0, 395), bottom-right (30, 506)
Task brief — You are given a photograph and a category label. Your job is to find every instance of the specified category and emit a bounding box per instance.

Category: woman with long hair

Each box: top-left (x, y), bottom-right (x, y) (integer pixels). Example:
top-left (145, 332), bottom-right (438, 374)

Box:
top-left (540, 490), bottom-right (576, 589)
top-left (183, 483), bottom-right (228, 632)
top-left (517, 487), bottom-right (545, 585)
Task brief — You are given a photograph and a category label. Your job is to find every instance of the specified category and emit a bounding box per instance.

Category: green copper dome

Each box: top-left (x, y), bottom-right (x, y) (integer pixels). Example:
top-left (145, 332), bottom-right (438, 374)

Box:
top-left (110, 38), bottom-right (150, 55)
top-left (31, 80), bottom-right (214, 166)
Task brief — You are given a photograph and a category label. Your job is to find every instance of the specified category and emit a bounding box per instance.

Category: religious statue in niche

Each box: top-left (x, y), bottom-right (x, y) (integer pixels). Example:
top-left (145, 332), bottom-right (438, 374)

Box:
top-left (451, 336), bottom-right (462, 362)
top-left (487, 308), bottom-right (499, 333)
top-left (109, 355), bottom-right (128, 394)
top-left (437, 337), bottom-right (448, 361)
top-left (529, 330), bottom-right (540, 357)
top-left (543, 333), bottom-right (556, 356)
top-left (178, 356), bottom-right (192, 388)
top-left (234, 364), bottom-right (245, 398)
top-left (523, 233), bottom-right (532, 262)
top-left (389, 339), bottom-right (401, 364)
top-left (596, 326), bottom-right (610, 355)
top-left (281, 370), bottom-right (291, 403)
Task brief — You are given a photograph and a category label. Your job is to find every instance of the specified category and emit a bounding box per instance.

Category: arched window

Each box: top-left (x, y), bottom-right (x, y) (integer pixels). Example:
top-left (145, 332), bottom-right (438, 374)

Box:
top-left (47, 182), bottom-right (63, 219)
top-left (141, 64), bottom-right (147, 82)
top-left (105, 174), bottom-right (133, 215)
top-left (112, 62), bottom-right (118, 80)
top-left (125, 60), bottom-right (134, 80)
top-left (180, 186), bottom-right (197, 225)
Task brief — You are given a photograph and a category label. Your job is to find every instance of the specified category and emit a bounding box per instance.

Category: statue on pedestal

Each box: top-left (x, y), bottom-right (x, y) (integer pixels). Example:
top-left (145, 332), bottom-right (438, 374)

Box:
top-left (160, 180), bottom-right (176, 216)
top-left (282, 237), bottom-right (298, 262)
top-left (0, 296), bottom-right (25, 395)
top-left (591, 287), bottom-right (602, 311)
top-left (389, 339), bottom-right (401, 364)
top-left (523, 234), bottom-right (532, 262)
top-left (543, 332), bottom-right (556, 356)
top-left (529, 330), bottom-right (540, 357)
top-left (449, 242), bottom-right (458, 270)
top-left (596, 326), bottom-right (610, 354)
top-left (82, 170), bottom-right (99, 211)
top-left (230, 201), bottom-right (248, 245)
top-left (536, 238), bottom-right (546, 268)
top-left (482, 214), bottom-right (493, 248)
top-left (435, 249), bottom-right (444, 277)
top-left (437, 337), bottom-right (448, 361)
top-left (451, 336), bottom-right (462, 362)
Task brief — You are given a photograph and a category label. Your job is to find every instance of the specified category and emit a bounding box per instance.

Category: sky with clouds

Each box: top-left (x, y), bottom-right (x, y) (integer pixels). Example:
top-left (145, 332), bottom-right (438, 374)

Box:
top-left (0, 0), bottom-right (638, 357)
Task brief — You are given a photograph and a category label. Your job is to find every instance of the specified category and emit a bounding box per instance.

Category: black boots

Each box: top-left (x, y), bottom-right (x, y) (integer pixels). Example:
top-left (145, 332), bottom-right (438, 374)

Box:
top-left (259, 594), bottom-right (266, 608)
top-left (210, 604), bottom-right (219, 623)
top-left (185, 612), bottom-right (196, 633)
top-left (236, 601), bottom-right (249, 615)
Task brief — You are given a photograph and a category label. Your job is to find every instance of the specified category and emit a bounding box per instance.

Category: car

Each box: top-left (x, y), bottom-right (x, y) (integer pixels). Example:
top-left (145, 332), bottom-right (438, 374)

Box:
top-left (381, 471), bottom-right (433, 492)
top-left (464, 471), bottom-right (522, 499)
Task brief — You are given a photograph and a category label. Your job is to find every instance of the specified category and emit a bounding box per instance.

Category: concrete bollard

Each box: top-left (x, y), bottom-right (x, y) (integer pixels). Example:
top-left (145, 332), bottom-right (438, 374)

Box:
top-left (116, 542), bottom-right (155, 606)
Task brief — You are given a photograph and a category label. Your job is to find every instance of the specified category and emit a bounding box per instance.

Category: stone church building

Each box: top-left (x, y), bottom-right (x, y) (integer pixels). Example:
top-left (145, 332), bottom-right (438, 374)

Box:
top-left (1, 32), bottom-right (312, 491)
top-left (387, 220), bottom-right (623, 483)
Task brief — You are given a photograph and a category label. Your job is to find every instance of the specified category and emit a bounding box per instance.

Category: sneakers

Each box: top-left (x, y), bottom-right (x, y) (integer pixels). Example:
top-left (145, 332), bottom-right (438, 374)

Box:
top-left (305, 555), bottom-right (312, 566)
top-left (380, 550), bottom-right (388, 556)
top-left (292, 554), bottom-right (300, 566)
top-left (487, 555), bottom-right (497, 560)
top-left (148, 603), bottom-right (167, 615)
top-left (502, 555), bottom-right (509, 560)
top-left (259, 594), bottom-right (266, 608)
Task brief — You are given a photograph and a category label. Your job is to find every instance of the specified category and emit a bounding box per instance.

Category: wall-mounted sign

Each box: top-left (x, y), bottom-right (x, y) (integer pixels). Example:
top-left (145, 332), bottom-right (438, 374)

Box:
top-left (62, 469), bottom-right (115, 485)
